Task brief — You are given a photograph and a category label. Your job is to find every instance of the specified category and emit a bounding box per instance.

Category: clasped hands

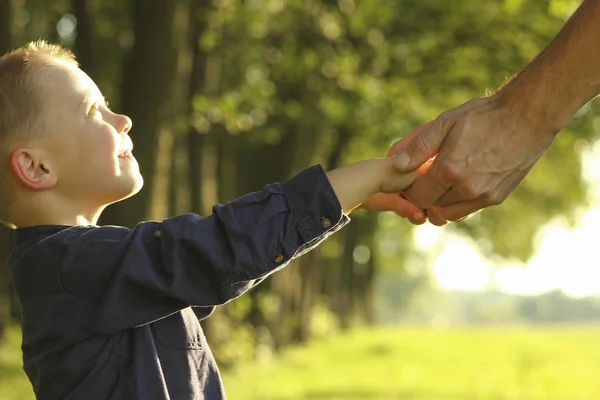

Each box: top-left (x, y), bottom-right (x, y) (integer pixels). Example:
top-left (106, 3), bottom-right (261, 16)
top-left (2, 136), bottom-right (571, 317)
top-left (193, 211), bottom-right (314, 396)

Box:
top-left (362, 96), bottom-right (555, 226)
top-left (362, 123), bottom-right (449, 226)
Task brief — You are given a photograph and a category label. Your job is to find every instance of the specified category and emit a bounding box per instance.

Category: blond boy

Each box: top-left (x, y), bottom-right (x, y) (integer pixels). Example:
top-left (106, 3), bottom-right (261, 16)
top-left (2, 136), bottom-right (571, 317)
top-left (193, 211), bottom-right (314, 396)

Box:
top-left (2, 41), bottom-right (422, 400)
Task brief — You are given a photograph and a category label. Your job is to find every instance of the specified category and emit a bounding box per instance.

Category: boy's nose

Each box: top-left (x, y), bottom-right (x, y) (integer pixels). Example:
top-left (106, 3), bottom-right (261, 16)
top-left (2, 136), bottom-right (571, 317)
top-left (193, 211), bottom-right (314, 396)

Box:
top-left (115, 114), bottom-right (132, 134)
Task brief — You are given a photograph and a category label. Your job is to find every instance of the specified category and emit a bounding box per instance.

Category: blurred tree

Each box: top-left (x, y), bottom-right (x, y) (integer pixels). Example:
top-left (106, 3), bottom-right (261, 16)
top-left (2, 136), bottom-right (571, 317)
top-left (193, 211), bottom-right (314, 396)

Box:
top-left (72, 0), bottom-right (97, 81)
top-left (0, 0), bottom-right (12, 338)
top-left (100, 0), bottom-right (181, 227)
top-left (186, 0), bottom-right (211, 215)
top-left (0, 0), bottom-right (10, 52)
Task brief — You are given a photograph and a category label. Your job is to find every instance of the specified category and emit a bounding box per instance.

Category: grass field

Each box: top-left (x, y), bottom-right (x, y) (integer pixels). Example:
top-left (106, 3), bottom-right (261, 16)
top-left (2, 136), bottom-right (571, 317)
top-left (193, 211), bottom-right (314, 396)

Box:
top-left (2, 325), bottom-right (600, 399)
top-left (0, 327), bottom-right (33, 400)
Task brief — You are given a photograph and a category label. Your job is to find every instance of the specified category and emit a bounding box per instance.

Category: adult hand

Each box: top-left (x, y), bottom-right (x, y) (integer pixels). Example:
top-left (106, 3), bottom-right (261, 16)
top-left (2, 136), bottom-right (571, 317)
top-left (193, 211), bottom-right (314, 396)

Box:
top-left (391, 95), bottom-right (556, 222)
top-left (390, 0), bottom-right (600, 223)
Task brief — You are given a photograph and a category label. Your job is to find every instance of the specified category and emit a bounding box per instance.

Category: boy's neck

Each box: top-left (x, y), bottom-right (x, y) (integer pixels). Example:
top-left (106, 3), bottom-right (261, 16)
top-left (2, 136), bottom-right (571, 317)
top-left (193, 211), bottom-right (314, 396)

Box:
top-left (11, 193), bottom-right (105, 228)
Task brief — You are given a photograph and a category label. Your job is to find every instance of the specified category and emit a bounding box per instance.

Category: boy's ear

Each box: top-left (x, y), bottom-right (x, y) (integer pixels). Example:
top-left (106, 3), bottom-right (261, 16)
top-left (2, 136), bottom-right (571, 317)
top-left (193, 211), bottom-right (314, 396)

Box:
top-left (10, 148), bottom-right (57, 190)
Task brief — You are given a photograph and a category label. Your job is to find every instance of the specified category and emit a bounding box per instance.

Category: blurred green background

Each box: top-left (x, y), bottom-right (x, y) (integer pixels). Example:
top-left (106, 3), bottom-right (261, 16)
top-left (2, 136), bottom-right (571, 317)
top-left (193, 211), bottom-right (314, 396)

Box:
top-left (2, 0), bottom-right (600, 399)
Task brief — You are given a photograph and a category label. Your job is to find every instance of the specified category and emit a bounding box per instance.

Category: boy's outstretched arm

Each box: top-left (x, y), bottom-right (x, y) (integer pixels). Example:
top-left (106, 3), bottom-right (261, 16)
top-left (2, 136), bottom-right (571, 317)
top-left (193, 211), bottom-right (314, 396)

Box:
top-left (18, 161), bottom-right (417, 338)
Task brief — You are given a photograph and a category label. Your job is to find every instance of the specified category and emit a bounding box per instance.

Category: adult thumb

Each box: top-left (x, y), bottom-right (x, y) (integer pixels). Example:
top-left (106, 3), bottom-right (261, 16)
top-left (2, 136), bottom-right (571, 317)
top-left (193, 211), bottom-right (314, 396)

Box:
top-left (393, 119), bottom-right (446, 172)
top-left (387, 121), bottom-right (432, 158)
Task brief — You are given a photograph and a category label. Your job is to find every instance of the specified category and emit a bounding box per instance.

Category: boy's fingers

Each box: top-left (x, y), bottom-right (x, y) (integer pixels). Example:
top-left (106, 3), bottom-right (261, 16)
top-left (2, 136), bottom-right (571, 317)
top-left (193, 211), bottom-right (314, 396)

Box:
top-left (396, 170), bottom-right (420, 194)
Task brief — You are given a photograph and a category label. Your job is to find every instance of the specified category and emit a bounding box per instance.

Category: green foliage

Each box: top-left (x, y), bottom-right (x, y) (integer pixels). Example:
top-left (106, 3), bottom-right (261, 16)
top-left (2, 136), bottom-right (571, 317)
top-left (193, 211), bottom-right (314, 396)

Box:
top-left (187, 0), bottom-right (598, 262)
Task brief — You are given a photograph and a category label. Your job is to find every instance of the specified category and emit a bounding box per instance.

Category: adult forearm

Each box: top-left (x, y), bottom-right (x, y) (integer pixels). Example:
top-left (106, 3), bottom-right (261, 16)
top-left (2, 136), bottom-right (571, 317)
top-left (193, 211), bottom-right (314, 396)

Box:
top-left (497, 0), bottom-right (600, 135)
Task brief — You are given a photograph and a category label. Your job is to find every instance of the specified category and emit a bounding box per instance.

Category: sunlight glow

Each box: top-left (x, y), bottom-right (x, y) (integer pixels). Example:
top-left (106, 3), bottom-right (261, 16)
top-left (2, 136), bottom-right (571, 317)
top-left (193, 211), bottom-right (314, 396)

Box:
top-left (432, 239), bottom-right (492, 291)
top-left (415, 142), bottom-right (600, 297)
top-left (414, 223), bottom-right (442, 248)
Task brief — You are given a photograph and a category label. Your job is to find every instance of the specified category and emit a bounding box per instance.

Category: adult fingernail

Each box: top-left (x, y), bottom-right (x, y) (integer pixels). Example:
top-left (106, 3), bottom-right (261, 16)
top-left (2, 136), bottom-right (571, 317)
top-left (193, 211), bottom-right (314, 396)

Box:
top-left (394, 152), bottom-right (410, 169)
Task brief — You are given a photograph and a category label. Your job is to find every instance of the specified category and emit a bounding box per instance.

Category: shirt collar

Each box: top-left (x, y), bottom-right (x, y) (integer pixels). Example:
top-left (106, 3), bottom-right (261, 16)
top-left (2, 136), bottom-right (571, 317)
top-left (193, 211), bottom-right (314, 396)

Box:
top-left (15, 225), bottom-right (72, 245)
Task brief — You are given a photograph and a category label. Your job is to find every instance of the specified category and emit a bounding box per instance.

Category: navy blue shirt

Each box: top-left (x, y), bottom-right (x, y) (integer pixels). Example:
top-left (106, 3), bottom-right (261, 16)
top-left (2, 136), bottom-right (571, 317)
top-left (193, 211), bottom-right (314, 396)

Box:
top-left (10, 165), bottom-right (349, 400)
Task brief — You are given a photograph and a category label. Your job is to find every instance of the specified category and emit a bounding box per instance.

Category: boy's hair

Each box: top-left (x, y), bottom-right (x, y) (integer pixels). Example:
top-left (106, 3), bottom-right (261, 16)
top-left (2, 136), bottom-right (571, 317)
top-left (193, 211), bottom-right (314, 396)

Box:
top-left (0, 40), bottom-right (77, 225)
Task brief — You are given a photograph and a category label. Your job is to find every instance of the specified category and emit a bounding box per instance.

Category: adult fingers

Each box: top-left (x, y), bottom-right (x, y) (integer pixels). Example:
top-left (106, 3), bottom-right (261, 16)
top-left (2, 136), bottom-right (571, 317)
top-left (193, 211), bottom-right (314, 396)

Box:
top-left (436, 200), bottom-right (485, 222)
top-left (388, 194), bottom-right (427, 225)
top-left (433, 177), bottom-right (491, 207)
top-left (393, 115), bottom-right (454, 172)
top-left (437, 174), bottom-right (519, 221)
top-left (435, 163), bottom-right (533, 214)
top-left (425, 206), bottom-right (449, 226)
top-left (400, 154), bottom-right (454, 209)
top-left (362, 193), bottom-right (426, 224)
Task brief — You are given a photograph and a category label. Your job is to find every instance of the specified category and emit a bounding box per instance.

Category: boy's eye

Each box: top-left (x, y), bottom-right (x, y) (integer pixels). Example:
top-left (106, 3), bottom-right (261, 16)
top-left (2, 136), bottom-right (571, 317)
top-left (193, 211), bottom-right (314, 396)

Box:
top-left (90, 103), bottom-right (102, 115)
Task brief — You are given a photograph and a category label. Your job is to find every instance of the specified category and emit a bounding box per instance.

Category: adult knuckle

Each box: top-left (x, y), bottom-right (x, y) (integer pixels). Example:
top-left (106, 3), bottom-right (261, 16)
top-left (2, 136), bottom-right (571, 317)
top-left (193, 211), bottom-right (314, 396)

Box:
top-left (457, 183), bottom-right (481, 200)
top-left (438, 109), bottom-right (453, 122)
top-left (483, 191), bottom-right (505, 206)
top-left (439, 164), bottom-right (461, 184)
top-left (434, 113), bottom-right (454, 133)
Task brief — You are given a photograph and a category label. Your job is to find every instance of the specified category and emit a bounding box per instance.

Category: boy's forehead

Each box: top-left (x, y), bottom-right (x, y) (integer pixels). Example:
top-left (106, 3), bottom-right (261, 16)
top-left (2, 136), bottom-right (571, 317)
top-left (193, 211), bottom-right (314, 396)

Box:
top-left (35, 60), bottom-right (100, 103)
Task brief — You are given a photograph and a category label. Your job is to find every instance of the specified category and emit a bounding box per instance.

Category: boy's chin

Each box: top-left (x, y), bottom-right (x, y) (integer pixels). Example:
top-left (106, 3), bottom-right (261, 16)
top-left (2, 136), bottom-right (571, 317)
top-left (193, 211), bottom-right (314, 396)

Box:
top-left (107, 176), bottom-right (144, 204)
top-left (119, 177), bottom-right (144, 200)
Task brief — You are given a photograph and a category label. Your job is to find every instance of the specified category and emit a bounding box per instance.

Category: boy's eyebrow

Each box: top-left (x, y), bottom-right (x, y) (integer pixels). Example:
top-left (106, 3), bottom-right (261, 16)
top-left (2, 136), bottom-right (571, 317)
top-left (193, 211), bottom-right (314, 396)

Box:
top-left (81, 91), bottom-right (110, 108)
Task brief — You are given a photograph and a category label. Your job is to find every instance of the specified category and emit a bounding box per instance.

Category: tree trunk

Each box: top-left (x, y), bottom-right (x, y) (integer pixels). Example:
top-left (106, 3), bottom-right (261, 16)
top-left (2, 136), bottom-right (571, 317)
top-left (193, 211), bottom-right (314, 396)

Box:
top-left (294, 250), bottom-right (319, 342)
top-left (72, 0), bottom-right (97, 81)
top-left (186, 0), bottom-right (210, 214)
top-left (356, 213), bottom-right (378, 325)
top-left (0, 0), bottom-right (10, 54)
top-left (166, 0), bottom-right (196, 217)
top-left (338, 222), bottom-right (359, 330)
top-left (326, 127), bottom-right (353, 170)
top-left (100, 0), bottom-right (179, 227)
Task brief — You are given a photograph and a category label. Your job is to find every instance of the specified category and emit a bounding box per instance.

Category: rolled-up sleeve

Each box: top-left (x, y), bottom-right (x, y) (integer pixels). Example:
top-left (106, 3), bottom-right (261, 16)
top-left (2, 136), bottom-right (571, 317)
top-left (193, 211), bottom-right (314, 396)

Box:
top-left (59, 165), bottom-right (349, 336)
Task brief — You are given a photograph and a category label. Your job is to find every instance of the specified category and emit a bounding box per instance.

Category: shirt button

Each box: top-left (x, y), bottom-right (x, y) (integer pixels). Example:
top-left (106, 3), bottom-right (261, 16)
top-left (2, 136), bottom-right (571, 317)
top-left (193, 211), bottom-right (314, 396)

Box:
top-left (273, 254), bottom-right (284, 263)
top-left (321, 217), bottom-right (332, 229)
top-left (154, 230), bottom-right (162, 238)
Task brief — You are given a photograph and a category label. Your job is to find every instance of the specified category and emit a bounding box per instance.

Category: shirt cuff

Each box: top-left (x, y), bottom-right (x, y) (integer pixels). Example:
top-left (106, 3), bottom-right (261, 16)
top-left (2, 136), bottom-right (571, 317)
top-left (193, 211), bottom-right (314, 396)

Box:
top-left (280, 164), bottom-right (350, 247)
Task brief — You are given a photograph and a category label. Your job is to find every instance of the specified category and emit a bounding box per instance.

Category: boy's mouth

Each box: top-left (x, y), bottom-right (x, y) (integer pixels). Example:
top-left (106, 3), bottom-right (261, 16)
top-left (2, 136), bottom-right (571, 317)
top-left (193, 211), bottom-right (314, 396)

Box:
top-left (118, 149), bottom-right (133, 159)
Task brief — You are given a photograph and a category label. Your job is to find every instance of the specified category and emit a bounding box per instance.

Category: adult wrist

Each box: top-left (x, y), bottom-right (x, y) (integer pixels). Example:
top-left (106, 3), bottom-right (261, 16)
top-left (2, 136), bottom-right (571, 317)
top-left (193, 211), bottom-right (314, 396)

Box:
top-left (493, 79), bottom-right (570, 140)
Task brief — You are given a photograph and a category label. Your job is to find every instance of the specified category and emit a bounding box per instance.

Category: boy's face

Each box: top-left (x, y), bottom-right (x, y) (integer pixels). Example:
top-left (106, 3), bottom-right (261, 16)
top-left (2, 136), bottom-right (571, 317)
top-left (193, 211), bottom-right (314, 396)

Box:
top-left (38, 61), bottom-right (143, 206)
